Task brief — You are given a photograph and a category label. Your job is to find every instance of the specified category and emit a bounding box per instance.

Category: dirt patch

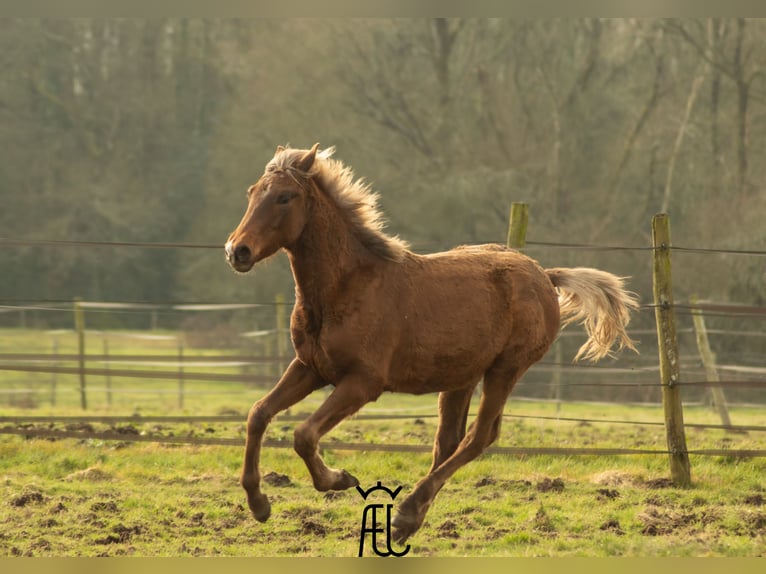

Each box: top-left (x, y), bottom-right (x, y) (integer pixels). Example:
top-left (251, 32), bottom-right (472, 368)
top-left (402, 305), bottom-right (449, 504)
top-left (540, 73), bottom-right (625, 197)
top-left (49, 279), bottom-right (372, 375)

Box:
top-left (597, 488), bottom-right (620, 500)
top-left (190, 512), bottom-right (205, 525)
top-left (65, 422), bottom-right (95, 432)
top-left (744, 494), bottom-right (764, 506)
top-left (475, 477), bottom-right (496, 487)
top-left (10, 490), bottom-right (45, 507)
top-left (436, 519), bottom-right (460, 539)
top-left (112, 424), bottom-right (140, 435)
top-left (263, 471), bottom-right (292, 487)
top-left (645, 478), bottom-right (674, 489)
top-left (95, 524), bottom-right (143, 545)
top-left (599, 519), bottom-right (625, 535)
top-left (743, 511), bottom-right (766, 534)
top-left (536, 477), bottom-right (564, 493)
top-left (638, 507), bottom-right (697, 536)
top-left (90, 501), bottom-right (119, 513)
top-left (301, 519), bottom-right (327, 536)
top-left (48, 501), bottom-right (67, 514)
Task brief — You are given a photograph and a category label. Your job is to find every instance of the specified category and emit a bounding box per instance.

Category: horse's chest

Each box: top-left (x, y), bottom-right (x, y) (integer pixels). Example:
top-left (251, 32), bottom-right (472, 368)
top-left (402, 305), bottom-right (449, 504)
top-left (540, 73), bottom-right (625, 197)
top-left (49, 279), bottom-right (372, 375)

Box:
top-left (291, 313), bottom-right (341, 382)
top-left (292, 305), bottom-right (373, 383)
top-left (294, 334), bottom-right (340, 383)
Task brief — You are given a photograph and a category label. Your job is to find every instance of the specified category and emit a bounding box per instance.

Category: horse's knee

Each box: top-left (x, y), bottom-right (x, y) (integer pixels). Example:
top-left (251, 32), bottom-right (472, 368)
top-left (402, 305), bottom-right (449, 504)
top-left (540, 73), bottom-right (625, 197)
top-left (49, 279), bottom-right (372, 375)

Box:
top-left (247, 403), bottom-right (270, 436)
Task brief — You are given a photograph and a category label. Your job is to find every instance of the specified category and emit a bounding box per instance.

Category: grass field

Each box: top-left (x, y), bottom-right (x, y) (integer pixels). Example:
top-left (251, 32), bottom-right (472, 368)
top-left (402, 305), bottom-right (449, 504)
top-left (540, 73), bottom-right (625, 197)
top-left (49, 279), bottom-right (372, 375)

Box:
top-left (1, 400), bottom-right (764, 557)
top-left (0, 328), bottom-right (764, 557)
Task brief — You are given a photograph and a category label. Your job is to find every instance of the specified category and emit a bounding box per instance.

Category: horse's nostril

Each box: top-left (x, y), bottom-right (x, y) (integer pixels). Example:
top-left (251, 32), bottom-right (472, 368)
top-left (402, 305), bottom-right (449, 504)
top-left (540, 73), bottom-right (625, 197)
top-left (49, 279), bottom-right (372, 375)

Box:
top-left (234, 245), bottom-right (251, 264)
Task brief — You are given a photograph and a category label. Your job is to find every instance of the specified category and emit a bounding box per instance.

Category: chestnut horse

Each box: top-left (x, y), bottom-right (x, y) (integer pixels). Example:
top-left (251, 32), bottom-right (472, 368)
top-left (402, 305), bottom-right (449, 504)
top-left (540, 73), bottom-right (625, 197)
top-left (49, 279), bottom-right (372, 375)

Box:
top-left (225, 144), bottom-right (638, 543)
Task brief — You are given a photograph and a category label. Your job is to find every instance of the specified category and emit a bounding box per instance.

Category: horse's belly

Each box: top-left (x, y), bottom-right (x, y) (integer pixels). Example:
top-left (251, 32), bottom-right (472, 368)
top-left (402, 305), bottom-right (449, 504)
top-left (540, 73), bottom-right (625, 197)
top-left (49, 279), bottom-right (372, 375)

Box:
top-left (386, 346), bottom-right (493, 394)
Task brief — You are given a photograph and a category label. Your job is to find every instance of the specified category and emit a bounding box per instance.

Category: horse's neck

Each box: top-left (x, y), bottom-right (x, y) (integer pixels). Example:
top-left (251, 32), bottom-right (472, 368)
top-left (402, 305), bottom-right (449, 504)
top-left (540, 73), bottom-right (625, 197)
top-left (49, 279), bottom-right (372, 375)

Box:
top-left (286, 199), bottom-right (373, 313)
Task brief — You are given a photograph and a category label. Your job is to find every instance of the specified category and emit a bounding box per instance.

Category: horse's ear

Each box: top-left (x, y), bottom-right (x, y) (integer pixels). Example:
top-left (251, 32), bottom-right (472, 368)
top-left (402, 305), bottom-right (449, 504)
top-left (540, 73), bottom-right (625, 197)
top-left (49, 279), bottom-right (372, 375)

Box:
top-left (296, 143), bottom-right (319, 173)
top-left (275, 145), bottom-right (286, 154)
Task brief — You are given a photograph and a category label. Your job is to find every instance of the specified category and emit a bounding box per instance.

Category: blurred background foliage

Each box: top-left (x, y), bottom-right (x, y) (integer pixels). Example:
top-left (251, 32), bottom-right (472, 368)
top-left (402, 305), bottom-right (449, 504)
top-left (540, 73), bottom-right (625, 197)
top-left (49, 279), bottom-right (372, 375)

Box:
top-left (1, 18), bottom-right (764, 316)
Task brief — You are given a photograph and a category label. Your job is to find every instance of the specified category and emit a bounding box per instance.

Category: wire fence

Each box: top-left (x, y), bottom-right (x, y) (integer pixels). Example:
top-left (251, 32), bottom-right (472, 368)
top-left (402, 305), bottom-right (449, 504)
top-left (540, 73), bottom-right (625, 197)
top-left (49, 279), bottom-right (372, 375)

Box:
top-left (1, 229), bottom-right (765, 463)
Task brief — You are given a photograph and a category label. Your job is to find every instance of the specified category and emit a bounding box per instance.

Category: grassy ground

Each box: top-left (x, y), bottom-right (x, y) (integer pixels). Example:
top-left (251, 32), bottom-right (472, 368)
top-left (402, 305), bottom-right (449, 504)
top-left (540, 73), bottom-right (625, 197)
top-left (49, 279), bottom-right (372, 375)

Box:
top-left (0, 401), bottom-right (764, 557)
top-left (0, 328), bottom-right (764, 557)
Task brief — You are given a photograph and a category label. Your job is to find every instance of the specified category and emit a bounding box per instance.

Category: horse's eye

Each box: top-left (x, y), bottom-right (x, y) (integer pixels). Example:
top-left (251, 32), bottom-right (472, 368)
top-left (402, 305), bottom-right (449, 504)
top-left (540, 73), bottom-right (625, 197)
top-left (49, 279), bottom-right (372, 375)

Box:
top-left (276, 193), bottom-right (294, 205)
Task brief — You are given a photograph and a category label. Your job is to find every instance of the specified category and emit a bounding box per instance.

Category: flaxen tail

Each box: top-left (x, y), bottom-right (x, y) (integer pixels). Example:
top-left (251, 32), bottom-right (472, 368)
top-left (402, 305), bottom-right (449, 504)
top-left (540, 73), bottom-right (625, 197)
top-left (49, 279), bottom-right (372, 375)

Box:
top-left (546, 267), bottom-right (640, 362)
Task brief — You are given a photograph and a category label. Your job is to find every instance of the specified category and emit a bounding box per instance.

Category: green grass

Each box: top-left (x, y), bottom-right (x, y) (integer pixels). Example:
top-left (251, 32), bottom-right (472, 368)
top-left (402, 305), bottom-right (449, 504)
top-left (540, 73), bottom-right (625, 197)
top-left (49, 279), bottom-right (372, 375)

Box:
top-left (1, 403), bottom-right (764, 557)
top-left (0, 328), bottom-right (764, 556)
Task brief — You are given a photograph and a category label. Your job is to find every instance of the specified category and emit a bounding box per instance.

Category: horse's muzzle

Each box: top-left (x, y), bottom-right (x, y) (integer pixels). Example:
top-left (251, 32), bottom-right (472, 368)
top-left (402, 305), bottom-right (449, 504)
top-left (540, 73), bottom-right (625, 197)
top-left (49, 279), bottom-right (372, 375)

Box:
top-left (225, 241), bottom-right (255, 273)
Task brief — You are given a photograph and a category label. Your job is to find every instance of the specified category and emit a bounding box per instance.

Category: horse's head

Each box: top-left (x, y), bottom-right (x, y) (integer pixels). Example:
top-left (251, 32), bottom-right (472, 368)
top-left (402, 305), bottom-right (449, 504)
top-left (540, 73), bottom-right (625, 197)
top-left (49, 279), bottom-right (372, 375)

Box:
top-left (225, 144), bottom-right (318, 273)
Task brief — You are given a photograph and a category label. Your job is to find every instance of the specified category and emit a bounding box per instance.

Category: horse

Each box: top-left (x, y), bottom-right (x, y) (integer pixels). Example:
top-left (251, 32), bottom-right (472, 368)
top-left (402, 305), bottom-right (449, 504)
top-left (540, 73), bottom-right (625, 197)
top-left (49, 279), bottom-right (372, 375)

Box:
top-left (224, 144), bottom-right (639, 543)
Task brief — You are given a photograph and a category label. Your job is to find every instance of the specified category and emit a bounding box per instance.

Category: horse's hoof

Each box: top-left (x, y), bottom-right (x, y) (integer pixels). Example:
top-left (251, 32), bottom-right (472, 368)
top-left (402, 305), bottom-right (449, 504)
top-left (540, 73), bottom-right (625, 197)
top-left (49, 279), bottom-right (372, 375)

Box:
top-left (338, 469), bottom-right (360, 490)
top-left (391, 511), bottom-right (419, 544)
top-left (247, 492), bottom-right (271, 522)
top-left (318, 469), bottom-right (359, 491)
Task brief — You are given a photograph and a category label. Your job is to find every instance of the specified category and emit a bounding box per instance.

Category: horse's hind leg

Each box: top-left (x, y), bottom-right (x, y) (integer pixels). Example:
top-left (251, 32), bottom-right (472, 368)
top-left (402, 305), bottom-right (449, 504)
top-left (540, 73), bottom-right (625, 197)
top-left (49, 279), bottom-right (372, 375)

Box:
top-left (241, 359), bottom-right (323, 522)
top-left (393, 367), bottom-right (522, 543)
top-left (294, 375), bottom-right (382, 491)
top-left (430, 385), bottom-right (477, 472)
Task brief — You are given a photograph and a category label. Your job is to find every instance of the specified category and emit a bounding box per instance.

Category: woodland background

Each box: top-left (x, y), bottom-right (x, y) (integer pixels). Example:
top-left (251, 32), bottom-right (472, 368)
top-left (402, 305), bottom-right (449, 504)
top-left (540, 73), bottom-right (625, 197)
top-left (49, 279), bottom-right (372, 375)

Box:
top-left (1, 18), bottom-right (764, 324)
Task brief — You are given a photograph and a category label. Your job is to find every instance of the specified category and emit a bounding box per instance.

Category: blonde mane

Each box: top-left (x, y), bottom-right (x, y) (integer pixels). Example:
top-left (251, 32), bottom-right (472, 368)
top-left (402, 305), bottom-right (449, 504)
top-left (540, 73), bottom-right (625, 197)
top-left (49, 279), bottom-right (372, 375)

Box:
top-left (268, 146), bottom-right (410, 262)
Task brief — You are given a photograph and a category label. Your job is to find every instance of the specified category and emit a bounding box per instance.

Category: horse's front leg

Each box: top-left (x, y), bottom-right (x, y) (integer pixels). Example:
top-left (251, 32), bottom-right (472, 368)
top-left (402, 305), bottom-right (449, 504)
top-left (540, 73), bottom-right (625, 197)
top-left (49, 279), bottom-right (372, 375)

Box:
top-left (294, 375), bottom-right (381, 491)
top-left (241, 359), bottom-right (324, 522)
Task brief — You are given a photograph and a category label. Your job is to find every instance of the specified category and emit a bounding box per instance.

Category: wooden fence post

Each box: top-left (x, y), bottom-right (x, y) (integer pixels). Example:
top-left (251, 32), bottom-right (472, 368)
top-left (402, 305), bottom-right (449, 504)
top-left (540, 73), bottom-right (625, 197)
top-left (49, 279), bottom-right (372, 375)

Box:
top-left (275, 293), bottom-right (287, 376)
top-left (507, 202), bottom-right (564, 411)
top-left (178, 338), bottom-right (185, 409)
top-left (103, 336), bottom-right (112, 408)
top-left (73, 298), bottom-right (88, 410)
top-left (507, 202), bottom-right (529, 249)
top-left (651, 214), bottom-right (691, 486)
top-left (50, 336), bottom-right (58, 407)
top-left (690, 294), bottom-right (732, 430)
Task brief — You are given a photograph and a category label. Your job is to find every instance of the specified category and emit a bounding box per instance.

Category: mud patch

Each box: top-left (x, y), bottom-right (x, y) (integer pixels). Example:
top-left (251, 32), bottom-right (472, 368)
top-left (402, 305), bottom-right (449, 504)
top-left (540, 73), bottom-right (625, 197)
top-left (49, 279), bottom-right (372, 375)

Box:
top-left (536, 478), bottom-right (564, 493)
top-left (742, 511), bottom-right (766, 534)
top-left (49, 501), bottom-right (67, 514)
top-left (10, 490), bottom-right (45, 507)
top-left (638, 507), bottom-right (697, 536)
top-left (90, 501), bottom-right (119, 513)
top-left (95, 524), bottom-right (143, 545)
top-left (189, 512), bottom-right (205, 525)
top-left (599, 519), bottom-right (625, 535)
top-left (437, 519), bottom-right (460, 539)
top-left (645, 478), bottom-right (674, 489)
top-left (597, 488), bottom-right (620, 500)
top-left (263, 471), bottom-right (292, 487)
top-left (301, 519), bottom-right (327, 536)
top-left (112, 424), bottom-right (140, 435)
